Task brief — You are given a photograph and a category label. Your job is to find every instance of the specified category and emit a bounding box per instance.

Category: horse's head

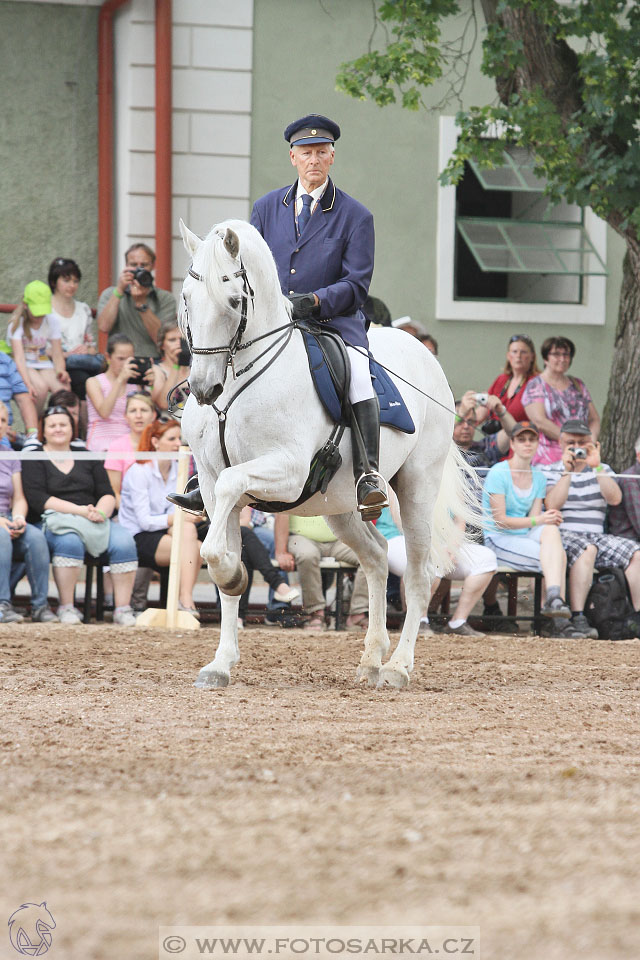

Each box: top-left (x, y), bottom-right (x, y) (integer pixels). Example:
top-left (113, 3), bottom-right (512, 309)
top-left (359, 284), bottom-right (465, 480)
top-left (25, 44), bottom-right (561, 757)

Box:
top-left (180, 218), bottom-right (287, 405)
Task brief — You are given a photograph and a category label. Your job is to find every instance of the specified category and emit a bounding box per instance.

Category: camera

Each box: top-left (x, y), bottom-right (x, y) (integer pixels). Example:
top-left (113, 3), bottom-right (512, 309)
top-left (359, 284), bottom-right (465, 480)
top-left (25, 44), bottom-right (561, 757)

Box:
top-left (474, 392), bottom-right (489, 406)
top-left (177, 337), bottom-right (191, 367)
top-left (131, 268), bottom-right (153, 288)
top-left (128, 357), bottom-right (153, 385)
top-left (571, 446), bottom-right (587, 460)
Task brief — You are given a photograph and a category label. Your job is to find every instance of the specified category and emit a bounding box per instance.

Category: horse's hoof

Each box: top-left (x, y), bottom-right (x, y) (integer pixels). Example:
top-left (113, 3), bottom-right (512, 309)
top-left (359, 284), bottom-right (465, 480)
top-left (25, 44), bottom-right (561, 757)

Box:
top-left (377, 664), bottom-right (410, 689)
top-left (194, 669), bottom-right (229, 689)
top-left (218, 562), bottom-right (249, 598)
top-left (356, 665), bottom-right (379, 687)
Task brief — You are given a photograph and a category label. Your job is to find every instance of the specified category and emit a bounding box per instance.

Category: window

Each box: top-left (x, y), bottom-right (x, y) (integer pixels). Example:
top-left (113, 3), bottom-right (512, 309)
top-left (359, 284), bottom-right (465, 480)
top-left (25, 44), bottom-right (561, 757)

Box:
top-left (437, 117), bottom-right (607, 324)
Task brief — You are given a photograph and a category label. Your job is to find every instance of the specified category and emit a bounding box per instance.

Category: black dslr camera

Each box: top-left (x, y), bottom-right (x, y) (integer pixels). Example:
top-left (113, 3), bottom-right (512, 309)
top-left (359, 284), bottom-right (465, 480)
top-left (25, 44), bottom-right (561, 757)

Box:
top-left (132, 268), bottom-right (154, 288)
top-left (128, 357), bottom-right (153, 385)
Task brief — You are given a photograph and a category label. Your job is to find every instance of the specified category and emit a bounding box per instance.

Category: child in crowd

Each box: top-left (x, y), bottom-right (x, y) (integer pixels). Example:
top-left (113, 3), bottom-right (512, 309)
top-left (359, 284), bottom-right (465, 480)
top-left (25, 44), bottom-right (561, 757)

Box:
top-left (9, 280), bottom-right (71, 415)
top-left (48, 257), bottom-right (103, 402)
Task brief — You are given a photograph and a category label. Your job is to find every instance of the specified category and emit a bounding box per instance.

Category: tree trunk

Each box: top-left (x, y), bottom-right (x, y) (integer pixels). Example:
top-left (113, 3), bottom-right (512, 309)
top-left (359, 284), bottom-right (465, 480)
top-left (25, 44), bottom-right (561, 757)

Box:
top-left (600, 239), bottom-right (640, 474)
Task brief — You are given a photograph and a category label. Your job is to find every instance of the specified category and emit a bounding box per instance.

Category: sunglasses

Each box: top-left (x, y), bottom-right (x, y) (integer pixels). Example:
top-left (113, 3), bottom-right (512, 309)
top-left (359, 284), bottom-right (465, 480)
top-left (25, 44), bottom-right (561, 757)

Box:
top-left (509, 334), bottom-right (534, 346)
top-left (43, 405), bottom-right (73, 418)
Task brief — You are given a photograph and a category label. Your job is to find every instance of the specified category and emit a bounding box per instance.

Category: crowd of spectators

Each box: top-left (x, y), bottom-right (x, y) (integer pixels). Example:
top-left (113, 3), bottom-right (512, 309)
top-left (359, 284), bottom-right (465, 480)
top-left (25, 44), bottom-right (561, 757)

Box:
top-left (2, 259), bottom-right (640, 639)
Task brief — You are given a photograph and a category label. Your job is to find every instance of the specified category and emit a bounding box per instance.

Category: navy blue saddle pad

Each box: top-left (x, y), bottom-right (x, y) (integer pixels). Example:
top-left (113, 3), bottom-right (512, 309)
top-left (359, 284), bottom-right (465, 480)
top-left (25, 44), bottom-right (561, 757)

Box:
top-left (303, 332), bottom-right (415, 434)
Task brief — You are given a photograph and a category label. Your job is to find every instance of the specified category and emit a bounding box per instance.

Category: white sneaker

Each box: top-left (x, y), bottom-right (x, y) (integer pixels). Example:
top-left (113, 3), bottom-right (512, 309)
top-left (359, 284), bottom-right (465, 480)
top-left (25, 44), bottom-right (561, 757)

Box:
top-left (113, 605), bottom-right (137, 626)
top-left (58, 604), bottom-right (82, 624)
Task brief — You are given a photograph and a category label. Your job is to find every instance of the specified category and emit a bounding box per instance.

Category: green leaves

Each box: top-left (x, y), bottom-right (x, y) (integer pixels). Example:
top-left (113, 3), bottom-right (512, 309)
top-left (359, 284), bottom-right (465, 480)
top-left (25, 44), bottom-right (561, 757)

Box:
top-left (338, 0), bottom-right (640, 241)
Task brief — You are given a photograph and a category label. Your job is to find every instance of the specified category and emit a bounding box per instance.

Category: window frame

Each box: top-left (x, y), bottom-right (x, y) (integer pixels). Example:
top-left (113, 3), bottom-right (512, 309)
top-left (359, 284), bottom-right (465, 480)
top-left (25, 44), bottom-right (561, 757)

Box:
top-left (436, 116), bottom-right (607, 325)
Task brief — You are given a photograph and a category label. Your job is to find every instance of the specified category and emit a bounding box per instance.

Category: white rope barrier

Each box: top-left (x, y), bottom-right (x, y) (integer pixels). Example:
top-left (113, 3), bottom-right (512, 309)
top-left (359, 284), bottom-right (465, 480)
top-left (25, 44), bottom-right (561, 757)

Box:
top-left (0, 450), bottom-right (189, 460)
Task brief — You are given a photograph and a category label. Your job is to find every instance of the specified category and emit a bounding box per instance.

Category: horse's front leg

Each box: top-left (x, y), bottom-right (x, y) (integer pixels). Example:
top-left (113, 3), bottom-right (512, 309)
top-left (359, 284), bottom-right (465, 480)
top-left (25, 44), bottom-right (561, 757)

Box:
top-left (195, 592), bottom-right (241, 689)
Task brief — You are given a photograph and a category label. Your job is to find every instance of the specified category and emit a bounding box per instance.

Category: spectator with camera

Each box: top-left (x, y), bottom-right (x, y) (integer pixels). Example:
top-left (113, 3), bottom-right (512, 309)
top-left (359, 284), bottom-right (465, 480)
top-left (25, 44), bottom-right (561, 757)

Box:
top-left (149, 320), bottom-right (191, 413)
top-left (543, 419), bottom-right (640, 638)
top-left (85, 334), bottom-right (141, 451)
top-left (454, 390), bottom-right (517, 471)
top-left (96, 243), bottom-right (176, 358)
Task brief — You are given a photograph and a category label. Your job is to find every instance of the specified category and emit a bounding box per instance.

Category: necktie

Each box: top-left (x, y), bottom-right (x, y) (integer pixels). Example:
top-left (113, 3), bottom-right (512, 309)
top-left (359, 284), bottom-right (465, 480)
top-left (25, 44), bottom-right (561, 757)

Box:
top-left (298, 194), bottom-right (313, 235)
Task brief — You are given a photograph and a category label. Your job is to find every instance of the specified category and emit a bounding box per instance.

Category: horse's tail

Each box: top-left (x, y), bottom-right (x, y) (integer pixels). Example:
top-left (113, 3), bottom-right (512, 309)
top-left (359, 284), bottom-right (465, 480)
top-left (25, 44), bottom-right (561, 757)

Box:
top-left (429, 441), bottom-right (483, 575)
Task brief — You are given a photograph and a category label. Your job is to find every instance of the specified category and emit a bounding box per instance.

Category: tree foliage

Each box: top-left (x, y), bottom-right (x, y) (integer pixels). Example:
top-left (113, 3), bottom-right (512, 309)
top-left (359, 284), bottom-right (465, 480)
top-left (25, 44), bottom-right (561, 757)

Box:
top-left (337, 0), bottom-right (640, 470)
top-left (337, 0), bottom-right (640, 240)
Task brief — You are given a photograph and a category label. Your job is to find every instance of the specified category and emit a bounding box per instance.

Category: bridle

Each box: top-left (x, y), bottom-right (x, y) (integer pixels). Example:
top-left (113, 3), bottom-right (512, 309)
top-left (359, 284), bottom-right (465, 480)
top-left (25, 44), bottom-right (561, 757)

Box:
top-left (183, 257), bottom-right (296, 465)
top-left (183, 260), bottom-right (294, 383)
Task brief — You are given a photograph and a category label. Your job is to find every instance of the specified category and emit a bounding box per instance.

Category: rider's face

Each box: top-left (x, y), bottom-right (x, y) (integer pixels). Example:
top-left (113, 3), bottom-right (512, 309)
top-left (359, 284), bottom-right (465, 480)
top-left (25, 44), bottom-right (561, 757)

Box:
top-left (290, 143), bottom-right (334, 193)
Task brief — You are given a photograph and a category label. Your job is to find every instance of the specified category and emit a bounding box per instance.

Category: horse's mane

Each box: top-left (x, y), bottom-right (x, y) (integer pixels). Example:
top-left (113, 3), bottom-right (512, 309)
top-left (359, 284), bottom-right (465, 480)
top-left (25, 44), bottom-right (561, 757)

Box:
top-left (193, 219), bottom-right (292, 324)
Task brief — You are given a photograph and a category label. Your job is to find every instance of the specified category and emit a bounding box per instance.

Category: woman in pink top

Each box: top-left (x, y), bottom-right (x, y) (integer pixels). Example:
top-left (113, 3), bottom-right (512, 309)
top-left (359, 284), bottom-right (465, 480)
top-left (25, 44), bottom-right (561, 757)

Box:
top-left (104, 392), bottom-right (155, 508)
top-left (85, 334), bottom-right (140, 450)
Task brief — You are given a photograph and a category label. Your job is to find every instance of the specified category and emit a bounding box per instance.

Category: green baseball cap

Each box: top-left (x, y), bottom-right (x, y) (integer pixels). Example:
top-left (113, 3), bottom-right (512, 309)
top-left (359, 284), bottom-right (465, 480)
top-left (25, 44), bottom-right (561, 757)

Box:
top-left (23, 280), bottom-right (52, 317)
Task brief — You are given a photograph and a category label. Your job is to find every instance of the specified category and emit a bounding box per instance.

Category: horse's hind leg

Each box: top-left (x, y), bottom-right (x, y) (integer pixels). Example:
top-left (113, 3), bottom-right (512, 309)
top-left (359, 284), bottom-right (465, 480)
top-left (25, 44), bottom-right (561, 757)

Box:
top-left (326, 512), bottom-right (390, 687)
top-left (377, 464), bottom-right (442, 689)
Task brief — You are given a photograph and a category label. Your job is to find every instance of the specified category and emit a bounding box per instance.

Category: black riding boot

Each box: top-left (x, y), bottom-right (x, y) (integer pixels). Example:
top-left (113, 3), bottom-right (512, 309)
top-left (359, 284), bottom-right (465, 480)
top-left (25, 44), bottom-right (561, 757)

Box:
top-left (351, 397), bottom-right (389, 521)
top-left (166, 475), bottom-right (207, 516)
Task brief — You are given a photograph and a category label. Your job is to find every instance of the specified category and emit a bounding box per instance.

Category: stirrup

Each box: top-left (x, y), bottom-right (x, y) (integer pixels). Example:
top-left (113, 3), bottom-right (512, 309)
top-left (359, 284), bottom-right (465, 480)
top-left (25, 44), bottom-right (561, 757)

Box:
top-left (356, 470), bottom-right (389, 519)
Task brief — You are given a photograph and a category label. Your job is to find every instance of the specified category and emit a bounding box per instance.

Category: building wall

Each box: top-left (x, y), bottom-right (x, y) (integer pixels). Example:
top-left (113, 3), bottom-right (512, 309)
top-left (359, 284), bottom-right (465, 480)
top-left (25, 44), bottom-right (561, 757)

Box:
top-left (250, 0), bottom-right (624, 412)
top-left (0, 0), bottom-right (99, 309)
top-left (113, 0), bottom-right (253, 298)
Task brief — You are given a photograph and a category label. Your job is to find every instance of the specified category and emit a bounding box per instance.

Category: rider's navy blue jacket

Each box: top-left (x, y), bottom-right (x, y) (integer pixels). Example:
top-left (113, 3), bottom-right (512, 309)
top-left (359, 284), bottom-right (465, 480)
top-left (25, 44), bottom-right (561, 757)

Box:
top-left (250, 178), bottom-right (374, 349)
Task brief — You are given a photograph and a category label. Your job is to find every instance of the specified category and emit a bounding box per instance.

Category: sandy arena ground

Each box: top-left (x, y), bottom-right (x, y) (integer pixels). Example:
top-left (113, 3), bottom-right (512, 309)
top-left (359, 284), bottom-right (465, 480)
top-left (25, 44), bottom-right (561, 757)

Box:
top-left (2, 623), bottom-right (639, 960)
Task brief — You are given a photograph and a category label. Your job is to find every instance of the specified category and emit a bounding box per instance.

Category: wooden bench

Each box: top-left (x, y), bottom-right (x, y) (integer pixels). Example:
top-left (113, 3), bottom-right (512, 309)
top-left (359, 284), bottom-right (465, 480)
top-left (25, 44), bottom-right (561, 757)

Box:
top-left (431, 567), bottom-right (545, 634)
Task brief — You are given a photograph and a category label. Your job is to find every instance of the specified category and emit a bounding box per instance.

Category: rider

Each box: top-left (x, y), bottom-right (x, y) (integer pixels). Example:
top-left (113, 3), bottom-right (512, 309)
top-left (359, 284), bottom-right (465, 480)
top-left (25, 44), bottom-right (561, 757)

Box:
top-left (169, 113), bottom-right (389, 520)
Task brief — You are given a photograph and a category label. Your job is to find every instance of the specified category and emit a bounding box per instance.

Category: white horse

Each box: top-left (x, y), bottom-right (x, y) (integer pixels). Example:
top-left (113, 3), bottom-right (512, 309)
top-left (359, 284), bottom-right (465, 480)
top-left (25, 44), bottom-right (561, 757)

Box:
top-left (179, 218), bottom-right (476, 689)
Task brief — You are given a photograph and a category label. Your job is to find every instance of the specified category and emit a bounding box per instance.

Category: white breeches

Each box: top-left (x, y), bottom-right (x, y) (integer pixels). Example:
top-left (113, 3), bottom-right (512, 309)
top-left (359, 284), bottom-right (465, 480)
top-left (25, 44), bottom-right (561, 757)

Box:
top-left (387, 536), bottom-right (498, 581)
top-left (347, 346), bottom-right (375, 403)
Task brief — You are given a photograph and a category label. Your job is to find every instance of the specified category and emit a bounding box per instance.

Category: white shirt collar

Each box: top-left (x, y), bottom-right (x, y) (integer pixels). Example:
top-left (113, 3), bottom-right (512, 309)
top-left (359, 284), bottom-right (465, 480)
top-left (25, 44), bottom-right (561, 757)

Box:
top-left (296, 179), bottom-right (328, 207)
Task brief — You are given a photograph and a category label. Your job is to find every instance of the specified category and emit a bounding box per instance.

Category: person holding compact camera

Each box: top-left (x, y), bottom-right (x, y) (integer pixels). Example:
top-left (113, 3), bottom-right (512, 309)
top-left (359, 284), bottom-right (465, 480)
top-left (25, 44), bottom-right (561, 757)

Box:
top-left (454, 390), bottom-right (517, 471)
top-left (97, 243), bottom-right (177, 358)
top-left (543, 418), bottom-right (640, 638)
top-left (85, 334), bottom-right (141, 451)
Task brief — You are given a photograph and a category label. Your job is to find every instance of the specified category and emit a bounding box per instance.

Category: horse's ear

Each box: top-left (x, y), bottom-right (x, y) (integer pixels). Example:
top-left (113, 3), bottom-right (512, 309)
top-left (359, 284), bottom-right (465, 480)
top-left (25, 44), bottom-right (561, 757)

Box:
top-left (180, 219), bottom-right (202, 256)
top-left (223, 228), bottom-right (240, 260)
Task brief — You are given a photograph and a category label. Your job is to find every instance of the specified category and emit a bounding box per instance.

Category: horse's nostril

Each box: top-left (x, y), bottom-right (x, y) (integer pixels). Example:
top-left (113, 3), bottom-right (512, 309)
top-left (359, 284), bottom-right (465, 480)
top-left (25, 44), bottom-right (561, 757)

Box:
top-left (211, 383), bottom-right (223, 402)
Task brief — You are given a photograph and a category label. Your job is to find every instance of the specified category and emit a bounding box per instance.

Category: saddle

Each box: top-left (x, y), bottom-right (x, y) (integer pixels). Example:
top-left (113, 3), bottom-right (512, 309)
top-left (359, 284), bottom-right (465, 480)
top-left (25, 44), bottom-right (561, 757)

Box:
top-left (247, 323), bottom-right (414, 513)
top-left (301, 325), bottom-right (415, 434)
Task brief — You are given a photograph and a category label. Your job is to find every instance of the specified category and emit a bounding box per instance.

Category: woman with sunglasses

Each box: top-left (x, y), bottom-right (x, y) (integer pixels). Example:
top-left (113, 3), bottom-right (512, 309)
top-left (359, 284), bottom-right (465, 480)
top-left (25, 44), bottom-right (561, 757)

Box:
top-left (0, 401), bottom-right (58, 623)
top-left (487, 334), bottom-right (540, 424)
top-left (522, 336), bottom-right (600, 465)
top-left (21, 406), bottom-right (139, 625)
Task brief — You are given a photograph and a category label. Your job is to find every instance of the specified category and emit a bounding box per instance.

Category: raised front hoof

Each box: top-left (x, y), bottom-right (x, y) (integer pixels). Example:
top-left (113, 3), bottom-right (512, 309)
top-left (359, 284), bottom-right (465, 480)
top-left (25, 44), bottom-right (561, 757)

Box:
top-left (356, 664), bottom-right (379, 687)
top-left (377, 664), bottom-right (410, 689)
top-left (194, 668), bottom-right (230, 689)
top-left (218, 562), bottom-right (249, 598)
